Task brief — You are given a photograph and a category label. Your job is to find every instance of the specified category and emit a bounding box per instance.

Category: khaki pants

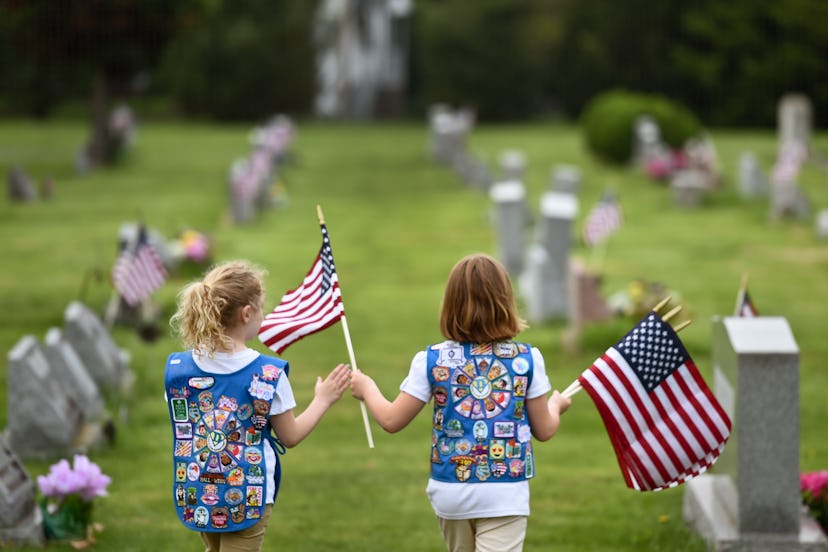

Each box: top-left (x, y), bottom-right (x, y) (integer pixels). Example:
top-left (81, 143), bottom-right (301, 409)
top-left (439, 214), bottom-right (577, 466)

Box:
top-left (438, 515), bottom-right (528, 552)
top-left (200, 504), bottom-right (273, 552)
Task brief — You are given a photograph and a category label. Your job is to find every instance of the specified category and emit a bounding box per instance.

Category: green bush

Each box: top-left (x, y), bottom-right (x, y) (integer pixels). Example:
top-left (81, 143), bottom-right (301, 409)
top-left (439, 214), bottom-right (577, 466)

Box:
top-left (580, 89), bottom-right (701, 164)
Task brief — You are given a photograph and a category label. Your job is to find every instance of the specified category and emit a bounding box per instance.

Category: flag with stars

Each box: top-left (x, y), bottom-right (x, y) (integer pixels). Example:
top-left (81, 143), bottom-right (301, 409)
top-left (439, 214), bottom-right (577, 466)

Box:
top-left (258, 223), bottom-right (345, 354)
top-left (577, 311), bottom-right (731, 491)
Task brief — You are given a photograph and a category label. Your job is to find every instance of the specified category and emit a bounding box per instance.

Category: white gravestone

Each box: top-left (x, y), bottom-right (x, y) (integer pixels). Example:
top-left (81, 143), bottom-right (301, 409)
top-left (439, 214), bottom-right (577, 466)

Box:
top-left (738, 151), bottom-right (769, 199)
top-left (5, 336), bottom-right (84, 459)
top-left (549, 165), bottom-right (582, 195)
top-left (499, 150), bottom-right (526, 181)
top-left (489, 180), bottom-right (528, 278)
top-left (683, 316), bottom-right (828, 551)
top-left (778, 94), bottom-right (812, 153)
top-left (63, 301), bottom-right (133, 393)
top-left (0, 436), bottom-right (45, 546)
top-left (520, 191), bottom-right (577, 322)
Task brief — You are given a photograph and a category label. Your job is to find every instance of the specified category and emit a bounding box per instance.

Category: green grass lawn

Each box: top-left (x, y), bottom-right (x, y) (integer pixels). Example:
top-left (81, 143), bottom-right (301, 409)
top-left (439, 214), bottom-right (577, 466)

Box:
top-left (1, 119), bottom-right (826, 551)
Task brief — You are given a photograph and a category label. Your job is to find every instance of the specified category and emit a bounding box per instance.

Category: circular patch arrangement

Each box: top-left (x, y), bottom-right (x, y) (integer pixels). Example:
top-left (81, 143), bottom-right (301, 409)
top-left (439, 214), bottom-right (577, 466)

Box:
top-left (193, 409), bottom-right (260, 475)
top-left (450, 358), bottom-right (512, 419)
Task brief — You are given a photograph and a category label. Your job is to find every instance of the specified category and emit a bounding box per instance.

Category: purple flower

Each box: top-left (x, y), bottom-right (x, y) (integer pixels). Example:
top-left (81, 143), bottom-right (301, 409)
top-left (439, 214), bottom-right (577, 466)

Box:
top-left (37, 455), bottom-right (111, 502)
top-left (72, 454), bottom-right (111, 501)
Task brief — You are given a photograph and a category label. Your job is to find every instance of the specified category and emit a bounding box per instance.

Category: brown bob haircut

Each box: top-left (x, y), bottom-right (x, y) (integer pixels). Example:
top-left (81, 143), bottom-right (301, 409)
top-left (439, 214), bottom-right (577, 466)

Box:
top-left (439, 253), bottom-right (527, 343)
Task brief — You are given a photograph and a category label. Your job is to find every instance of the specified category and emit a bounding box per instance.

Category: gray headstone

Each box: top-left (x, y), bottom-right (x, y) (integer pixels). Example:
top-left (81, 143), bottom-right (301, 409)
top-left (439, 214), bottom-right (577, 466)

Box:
top-left (489, 180), bottom-right (528, 278)
top-left (738, 151), bottom-right (769, 198)
top-left (63, 301), bottom-right (133, 392)
top-left (683, 316), bottom-right (828, 551)
top-left (567, 258), bottom-right (612, 328)
top-left (499, 150), bottom-right (526, 181)
top-left (0, 436), bottom-right (44, 547)
top-left (816, 209), bottom-right (828, 240)
top-left (778, 94), bottom-right (812, 152)
top-left (632, 115), bottom-right (669, 166)
top-left (7, 166), bottom-right (37, 202)
top-left (43, 327), bottom-right (104, 421)
top-left (549, 165), bottom-right (582, 195)
top-left (6, 336), bottom-right (84, 458)
top-left (520, 191), bottom-right (578, 322)
top-left (670, 169), bottom-right (712, 208)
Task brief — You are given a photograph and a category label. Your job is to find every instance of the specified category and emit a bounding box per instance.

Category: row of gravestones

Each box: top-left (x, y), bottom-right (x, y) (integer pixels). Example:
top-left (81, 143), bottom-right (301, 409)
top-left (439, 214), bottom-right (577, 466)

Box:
top-left (0, 301), bottom-right (132, 546)
top-left (488, 160), bottom-right (611, 331)
top-left (426, 106), bottom-right (609, 330)
top-left (4, 300), bottom-right (133, 460)
top-left (229, 115), bottom-right (295, 224)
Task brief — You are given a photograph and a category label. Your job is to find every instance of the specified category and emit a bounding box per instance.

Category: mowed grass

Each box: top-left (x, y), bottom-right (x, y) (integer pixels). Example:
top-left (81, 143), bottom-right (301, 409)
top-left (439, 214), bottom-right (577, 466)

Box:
top-left (1, 119), bottom-right (827, 551)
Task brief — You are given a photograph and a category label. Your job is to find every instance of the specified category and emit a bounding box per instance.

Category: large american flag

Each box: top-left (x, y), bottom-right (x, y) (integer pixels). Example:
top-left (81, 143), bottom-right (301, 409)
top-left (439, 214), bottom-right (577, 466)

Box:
top-left (112, 224), bottom-right (167, 306)
top-left (578, 312), bottom-right (731, 491)
top-left (258, 224), bottom-right (345, 354)
top-left (583, 193), bottom-right (622, 247)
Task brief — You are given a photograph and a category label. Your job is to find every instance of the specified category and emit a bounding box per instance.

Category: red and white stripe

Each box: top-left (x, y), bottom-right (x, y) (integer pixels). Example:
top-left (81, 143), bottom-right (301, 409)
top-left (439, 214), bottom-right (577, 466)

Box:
top-left (112, 243), bottom-right (167, 306)
top-left (579, 347), bottom-right (730, 491)
top-left (258, 253), bottom-right (344, 354)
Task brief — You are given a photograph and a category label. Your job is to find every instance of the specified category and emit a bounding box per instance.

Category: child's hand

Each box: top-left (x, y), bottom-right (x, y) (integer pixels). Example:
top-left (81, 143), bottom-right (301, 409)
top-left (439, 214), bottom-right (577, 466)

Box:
top-left (314, 363), bottom-right (351, 407)
top-left (349, 369), bottom-right (375, 401)
top-left (548, 390), bottom-right (572, 415)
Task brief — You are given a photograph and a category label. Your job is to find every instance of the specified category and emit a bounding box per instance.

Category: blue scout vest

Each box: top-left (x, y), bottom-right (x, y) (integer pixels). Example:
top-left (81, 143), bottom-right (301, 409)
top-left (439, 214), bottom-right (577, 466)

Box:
top-left (164, 352), bottom-right (288, 532)
top-left (427, 341), bottom-right (535, 483)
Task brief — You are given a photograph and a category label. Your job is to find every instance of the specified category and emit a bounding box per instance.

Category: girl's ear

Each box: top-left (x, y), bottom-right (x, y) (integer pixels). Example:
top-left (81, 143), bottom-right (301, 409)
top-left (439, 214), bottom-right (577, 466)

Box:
top-left (240, 304), bottom-right (252, 324)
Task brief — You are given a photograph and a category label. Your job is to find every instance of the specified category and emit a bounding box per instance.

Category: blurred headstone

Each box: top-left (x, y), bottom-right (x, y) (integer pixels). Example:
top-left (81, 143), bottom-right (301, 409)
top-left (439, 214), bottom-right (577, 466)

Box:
top-left (670, 169), bottom-right (711, 208)
top-left (778, 93), bottom-right (812, 153)
top-left (632, 115), bottom-right (670, 167)
top-left (738, 151), bottom-right (769, 198)
top-left (7, 166), bottom-right (37, 202)
top-left (499, 149), bottom-right (526, 181)
top-left (5, 336), bottom-right (84, 459)
top-left (521, 191), bottom-right (578, 322)
top-left (0, 436), bottom-right (45, 547)
top-left (489, 180), bottom-right (528, 278)
top-left (567, 258), bottom-right (612, 328)
top-left (43, 328), bottom-right (104, 422)
top-left (63, 301), bottom-right (133, 393)
top-left (816, 209), bottom-right (828, 240)
top-left (549, 165), bottom-right (582, 195)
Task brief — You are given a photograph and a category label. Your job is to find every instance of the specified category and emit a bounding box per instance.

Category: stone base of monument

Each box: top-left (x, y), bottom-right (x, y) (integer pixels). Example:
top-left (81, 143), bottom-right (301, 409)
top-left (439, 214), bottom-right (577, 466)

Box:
top-left (0, 507), bottom-right (45, 547)
top-left (684, 474), bottom-right (828, 551)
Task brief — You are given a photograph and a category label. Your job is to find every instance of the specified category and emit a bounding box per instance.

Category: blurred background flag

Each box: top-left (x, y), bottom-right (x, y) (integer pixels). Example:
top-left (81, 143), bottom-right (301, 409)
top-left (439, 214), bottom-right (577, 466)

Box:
top-left (577, 311), bottom-right (731, 491)
top-left (583, 191), bottom-right (623, 247)
top-left (258, 223), bottom-right (345, 354)
top-left (111, 223), bottom-right (167, 307)
top-left (734, 274), bottom-right (758, 317)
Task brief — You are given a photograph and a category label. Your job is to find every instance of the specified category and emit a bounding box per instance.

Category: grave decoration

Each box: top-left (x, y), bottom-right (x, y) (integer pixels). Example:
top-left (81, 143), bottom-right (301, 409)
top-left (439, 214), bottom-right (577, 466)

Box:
top-left (801, 471), bottom-right (828, 536)
top-left (37, 454), bottom-right (110, 546)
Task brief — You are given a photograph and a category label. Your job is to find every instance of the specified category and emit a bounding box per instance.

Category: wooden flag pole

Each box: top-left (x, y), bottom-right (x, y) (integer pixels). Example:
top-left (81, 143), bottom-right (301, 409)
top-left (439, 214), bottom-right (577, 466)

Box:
top-left (561, 302), bottom-right (692, 400)
top-left (317, 205), bottom-right (375, 449)
top-left (734, 272), bottom-right (749, 316)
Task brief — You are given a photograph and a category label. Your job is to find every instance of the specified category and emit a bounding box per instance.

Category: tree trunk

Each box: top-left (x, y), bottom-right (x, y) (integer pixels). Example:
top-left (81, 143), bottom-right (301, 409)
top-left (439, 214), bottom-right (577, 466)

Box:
top-left (86, 73), bottom-right (111, 168)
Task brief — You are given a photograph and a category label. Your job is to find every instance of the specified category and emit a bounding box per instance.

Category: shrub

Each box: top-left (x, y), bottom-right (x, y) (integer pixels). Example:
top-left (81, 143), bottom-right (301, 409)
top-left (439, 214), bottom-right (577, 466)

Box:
top-left (580, 89), bottom-right (701, 164)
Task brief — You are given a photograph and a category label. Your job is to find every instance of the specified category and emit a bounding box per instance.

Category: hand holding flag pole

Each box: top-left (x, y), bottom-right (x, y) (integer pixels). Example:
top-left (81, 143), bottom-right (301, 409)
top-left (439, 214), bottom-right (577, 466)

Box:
top-left (257, 206), bottom-right (374, 448)
top-left (561, 297), bottom-right (691, 399)
top-left (316, 206), bottom-right (375, 449)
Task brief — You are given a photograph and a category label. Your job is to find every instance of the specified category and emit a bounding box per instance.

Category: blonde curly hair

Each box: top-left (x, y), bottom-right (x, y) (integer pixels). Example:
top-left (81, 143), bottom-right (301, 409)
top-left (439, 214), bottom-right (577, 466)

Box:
top-left (170, 260), bottom-right (266, 355)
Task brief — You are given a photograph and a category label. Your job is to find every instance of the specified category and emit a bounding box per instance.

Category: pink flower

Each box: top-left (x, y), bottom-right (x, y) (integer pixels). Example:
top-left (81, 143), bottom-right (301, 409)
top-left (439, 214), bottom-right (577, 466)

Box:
top-left (72, 454), bottom-right (112, 501)
top-left (37, 455), bottom-right (111, 502)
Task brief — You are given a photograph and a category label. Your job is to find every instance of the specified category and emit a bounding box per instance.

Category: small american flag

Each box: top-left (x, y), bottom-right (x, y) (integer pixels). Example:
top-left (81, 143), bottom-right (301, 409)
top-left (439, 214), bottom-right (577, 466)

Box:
top-left (112, 224), bottom-right (167, 306)
top-left (735, 288), bottom-right (758, 317)
top-left (258, 224), bottom-right (345, 354)
top-left (578, 312), bottom-right (731, 491)
top-left (583, 193), bottom-right (622, 247)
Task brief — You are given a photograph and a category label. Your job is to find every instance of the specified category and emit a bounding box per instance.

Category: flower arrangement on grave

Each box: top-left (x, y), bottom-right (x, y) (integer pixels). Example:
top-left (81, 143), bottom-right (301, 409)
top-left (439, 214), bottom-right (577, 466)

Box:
top-left (801, 470), bottom-right (828, 534)
top-left (37, 454), bottom-right (111, 547)
top-left (168, 228), bottom-right (214, 282)
top-left (607, 278), bottom-right (681, 321)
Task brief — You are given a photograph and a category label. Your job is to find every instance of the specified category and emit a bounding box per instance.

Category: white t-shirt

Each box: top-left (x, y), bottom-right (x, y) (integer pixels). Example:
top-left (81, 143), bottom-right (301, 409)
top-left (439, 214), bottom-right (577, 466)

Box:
top-left (399, 344), bottom-right (552, 520)
top-left (193, 348), bottom-right (296, 505)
